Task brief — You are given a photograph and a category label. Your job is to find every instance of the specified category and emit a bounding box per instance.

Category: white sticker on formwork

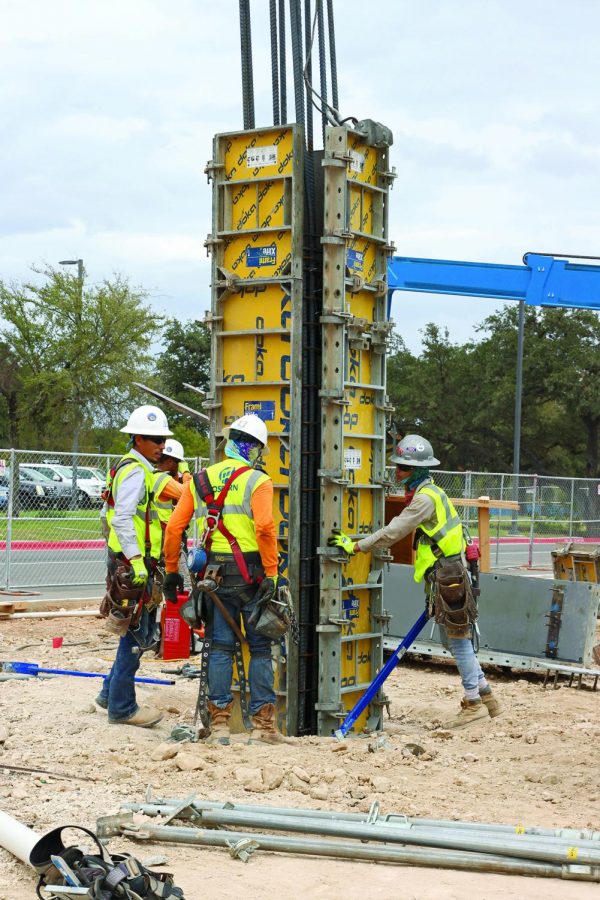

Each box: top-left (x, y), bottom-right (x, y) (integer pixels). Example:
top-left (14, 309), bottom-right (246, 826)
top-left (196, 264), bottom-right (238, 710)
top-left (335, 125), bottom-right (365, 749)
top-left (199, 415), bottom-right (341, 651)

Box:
top-left (344, 449), bottom-right (362, 470)
top-left (247, 145), bottom-right (278, 168)
top-left (349, 150), bottom-right (365, 173)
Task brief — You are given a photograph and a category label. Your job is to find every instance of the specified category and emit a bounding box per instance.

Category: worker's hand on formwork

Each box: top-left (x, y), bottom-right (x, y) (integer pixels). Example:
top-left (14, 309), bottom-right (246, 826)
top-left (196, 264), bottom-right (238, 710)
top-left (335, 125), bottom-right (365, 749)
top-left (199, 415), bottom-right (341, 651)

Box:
top-left (327, 529), bottom-right (357, 555)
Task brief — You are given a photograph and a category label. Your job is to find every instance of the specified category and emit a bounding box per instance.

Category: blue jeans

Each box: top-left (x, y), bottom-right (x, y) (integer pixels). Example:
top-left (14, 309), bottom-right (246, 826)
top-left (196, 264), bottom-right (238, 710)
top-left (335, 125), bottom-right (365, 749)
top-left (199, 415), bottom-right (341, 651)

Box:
top-left (207, 582), bottom-right (275, 715)
top-left (439, 627), bottom-right (485, 694)
top-left (98, 605), bottom-right (157, 721)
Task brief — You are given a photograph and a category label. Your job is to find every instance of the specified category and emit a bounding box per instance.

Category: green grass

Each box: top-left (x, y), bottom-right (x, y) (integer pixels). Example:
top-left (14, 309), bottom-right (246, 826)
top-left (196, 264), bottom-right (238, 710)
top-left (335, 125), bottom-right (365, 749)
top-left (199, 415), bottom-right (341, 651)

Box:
top-left (0, 509), bottom-right (102, 542)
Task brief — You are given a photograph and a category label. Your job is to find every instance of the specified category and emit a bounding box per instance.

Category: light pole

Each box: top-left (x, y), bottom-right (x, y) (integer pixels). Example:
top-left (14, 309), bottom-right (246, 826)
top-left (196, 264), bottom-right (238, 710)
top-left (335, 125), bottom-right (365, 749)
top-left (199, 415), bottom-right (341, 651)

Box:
top-left (59, 259), bottom-right (84, 509)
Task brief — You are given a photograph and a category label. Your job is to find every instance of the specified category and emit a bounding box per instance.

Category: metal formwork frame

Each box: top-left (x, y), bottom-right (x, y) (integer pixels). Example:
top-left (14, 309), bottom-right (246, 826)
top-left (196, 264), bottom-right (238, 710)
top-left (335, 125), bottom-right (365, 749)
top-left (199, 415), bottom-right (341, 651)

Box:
top-left (205, 125), bottom-right (304, 733)
top-left (318, 125), bottom-right (395, 735)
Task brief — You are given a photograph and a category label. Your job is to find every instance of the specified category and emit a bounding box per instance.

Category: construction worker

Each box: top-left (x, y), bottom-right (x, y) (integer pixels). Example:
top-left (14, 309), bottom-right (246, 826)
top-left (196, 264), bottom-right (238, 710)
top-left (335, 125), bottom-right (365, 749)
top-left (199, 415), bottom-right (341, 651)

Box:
top-left (163, 414), bottom-right (289, 745)
top-left (96, 405), bottom-right (184, 728)
top-left (153, 438), bottom-right (192, 528)
top-left (328, 434), bottom-right (501, 729)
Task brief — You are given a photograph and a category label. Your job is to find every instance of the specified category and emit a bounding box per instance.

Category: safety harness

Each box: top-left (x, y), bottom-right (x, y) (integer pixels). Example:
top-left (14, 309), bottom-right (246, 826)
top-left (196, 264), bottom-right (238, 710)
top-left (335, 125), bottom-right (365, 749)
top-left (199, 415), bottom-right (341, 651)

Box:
top-left (192, 465), bottom-right (252, 583)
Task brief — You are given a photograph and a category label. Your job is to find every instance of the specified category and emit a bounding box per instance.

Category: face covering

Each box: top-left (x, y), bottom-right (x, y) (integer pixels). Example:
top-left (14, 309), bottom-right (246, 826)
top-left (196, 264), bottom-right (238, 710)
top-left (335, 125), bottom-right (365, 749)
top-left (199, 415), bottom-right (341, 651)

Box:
top-left (400, 467), bottom-right (430, 489)
top-left (225, 438), bottom-right (261, 465)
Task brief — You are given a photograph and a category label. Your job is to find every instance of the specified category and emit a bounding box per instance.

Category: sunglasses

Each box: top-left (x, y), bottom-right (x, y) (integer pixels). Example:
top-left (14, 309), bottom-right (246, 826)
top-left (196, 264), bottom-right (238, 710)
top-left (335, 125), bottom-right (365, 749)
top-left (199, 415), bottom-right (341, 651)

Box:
top-left (141, 435), bottom-right (167, 445)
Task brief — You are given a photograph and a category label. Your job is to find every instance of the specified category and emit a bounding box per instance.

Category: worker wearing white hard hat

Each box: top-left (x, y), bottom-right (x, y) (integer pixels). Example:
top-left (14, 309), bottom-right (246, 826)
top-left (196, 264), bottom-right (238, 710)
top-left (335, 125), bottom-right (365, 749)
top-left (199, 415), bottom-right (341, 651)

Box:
top-left (97, 405), bottom-right (183, 729)
top-left (162, 413), bottom-right (292, 746)
top-left (153, 438), bottom-right (191, 527)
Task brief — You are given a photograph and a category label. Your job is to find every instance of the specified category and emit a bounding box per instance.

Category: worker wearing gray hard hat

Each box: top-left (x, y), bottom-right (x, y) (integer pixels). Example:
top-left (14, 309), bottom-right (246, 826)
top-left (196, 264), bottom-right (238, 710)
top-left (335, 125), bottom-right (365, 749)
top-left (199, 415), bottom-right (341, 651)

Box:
top-left (328, 434), bottom-right (501, 729)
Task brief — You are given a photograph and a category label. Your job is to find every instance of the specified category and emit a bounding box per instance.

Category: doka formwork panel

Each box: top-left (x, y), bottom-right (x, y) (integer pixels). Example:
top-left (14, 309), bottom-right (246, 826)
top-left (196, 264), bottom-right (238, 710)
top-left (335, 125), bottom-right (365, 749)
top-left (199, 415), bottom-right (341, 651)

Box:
top-left (318, 125), bottom-right (394, 736)
top-left (382, 565), bottom-right (600, 667)
top-left (205, 125), bottom-right (304, 733)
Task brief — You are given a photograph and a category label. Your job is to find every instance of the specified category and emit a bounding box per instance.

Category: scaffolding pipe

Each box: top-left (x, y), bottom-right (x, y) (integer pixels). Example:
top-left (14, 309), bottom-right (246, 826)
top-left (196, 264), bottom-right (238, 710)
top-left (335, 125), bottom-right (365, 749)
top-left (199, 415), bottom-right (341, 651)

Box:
top-left (125, 798), bottom-right (600, 843)
top-left (117, 822), bottom-right (600, 881)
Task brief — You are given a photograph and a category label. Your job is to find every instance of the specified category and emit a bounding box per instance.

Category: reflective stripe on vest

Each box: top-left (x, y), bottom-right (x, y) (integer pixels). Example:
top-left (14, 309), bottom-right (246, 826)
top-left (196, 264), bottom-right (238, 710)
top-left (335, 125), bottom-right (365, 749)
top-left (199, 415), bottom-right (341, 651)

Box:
top-left (106, 452), bottom-right (162, 560)
top-left (152, 471), bottom-right (174, 526)
top-left (190, 459), bottom-right (269, 554)
top-left (413, 482), bottom-right (464, 583)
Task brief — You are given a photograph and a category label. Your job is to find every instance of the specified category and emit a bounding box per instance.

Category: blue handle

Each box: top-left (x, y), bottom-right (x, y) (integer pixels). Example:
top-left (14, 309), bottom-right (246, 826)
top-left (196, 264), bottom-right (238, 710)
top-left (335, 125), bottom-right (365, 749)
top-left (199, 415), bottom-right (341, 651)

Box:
top-left (3, 661), bottom-right (175, 686)
top-left (334, 610), bottom-right (429, 740)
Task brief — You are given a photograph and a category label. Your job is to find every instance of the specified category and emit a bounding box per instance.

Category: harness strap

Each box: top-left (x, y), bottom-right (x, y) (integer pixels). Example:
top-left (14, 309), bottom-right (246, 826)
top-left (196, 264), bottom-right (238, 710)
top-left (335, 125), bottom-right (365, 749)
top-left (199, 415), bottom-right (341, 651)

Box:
top-left (104, 457), bottom-right (138, 507)
top-left (194, 466), bottom-right (254, 584)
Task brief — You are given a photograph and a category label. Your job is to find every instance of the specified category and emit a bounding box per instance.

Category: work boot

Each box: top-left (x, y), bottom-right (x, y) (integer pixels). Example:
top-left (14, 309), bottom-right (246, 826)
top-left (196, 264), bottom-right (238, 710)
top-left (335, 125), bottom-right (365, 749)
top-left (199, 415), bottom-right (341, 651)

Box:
top-left (479, 687), bottom-right (502, 717)
top-left (207, 701), bottom-right (233, 746)
top-left (248, 703), bottom-right (296, 744)
top-left (109, 705), bottom-right (163, 728)
top-left (94, 694), bottom-right (108, 710)
top-left (444, 698), bottom-right (489, 730)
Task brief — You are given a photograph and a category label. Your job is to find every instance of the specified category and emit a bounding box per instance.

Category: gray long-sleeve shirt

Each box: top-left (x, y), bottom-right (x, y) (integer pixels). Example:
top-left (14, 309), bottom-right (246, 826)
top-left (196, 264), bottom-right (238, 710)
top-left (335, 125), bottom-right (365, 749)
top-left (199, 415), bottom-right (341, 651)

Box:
top-left (111, 450), bottom-right (152, 559)
top-left (357, 478), bottom-right (437, 553)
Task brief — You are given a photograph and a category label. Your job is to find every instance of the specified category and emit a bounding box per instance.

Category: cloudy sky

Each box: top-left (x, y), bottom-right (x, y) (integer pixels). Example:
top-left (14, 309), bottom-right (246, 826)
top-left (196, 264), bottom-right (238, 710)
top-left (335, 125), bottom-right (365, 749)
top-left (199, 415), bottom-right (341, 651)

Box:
top-left (1, 0), bottom-right (599, 353)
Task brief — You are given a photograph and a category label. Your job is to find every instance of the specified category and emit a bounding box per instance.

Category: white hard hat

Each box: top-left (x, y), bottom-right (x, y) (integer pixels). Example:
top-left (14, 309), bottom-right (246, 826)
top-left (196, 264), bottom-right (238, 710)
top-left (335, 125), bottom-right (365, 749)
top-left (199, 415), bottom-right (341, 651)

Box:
top-left (120, 405), bottom-right (173, 436)
top-left (223, 414), bottom-right (269, 454)
top-left (162, 438), bottom-right (184, 461)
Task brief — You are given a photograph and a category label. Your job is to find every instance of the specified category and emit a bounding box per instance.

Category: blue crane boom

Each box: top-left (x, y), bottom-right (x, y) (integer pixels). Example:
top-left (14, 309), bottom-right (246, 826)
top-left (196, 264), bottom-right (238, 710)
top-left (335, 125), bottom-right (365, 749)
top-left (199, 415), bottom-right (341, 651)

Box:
top-left (387, 252), bottom-right (600, 313)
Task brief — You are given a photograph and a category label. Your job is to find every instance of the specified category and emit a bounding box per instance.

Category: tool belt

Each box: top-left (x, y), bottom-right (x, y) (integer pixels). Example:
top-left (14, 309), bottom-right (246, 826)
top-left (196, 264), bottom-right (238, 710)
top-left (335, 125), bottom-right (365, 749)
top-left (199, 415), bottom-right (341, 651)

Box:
top-left (249, 583), bottom-right (298, 642)
top-left (99, 565), bottom-right (145, 637)
top-left (30, 823), bottom-right (184, 899)
top-left (207, 551), bottom-right (264, 586)
top-left (426, 554), bottom-right (479, 639)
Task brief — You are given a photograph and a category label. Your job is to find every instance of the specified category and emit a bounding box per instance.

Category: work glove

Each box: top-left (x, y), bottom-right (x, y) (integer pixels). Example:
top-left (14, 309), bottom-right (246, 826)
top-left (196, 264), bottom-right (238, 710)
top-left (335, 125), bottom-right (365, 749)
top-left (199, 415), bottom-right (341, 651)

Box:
top-left (130, 557), bottom-right (148, 586)
top-left (256, 575), bottom-right (278, 603)
top-left (163, 571), bottom-right (184, 604)
top-left (327, 529), bottom-right (357, 556)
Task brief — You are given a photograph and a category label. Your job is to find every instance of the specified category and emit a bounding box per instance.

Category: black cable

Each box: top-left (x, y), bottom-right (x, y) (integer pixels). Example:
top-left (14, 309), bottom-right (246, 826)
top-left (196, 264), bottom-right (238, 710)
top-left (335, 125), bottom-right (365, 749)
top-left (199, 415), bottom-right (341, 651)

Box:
top-left (278, 0), bottom-right (287, 123)
top-left (270, 0), bottom-right (280, 125)
top-left (326, 0), bottom-right (339, 113)
top-left (316, 0), bottom-right (327, 143)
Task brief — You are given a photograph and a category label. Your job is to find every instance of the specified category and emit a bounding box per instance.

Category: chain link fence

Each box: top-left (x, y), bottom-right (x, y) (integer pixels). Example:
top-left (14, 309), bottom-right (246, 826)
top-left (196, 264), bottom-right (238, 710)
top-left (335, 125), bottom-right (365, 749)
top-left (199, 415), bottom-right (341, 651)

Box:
top-left (387, 468), bottom-right (600, 570)
top-left (1, 450), bottom-right (599, 589)
top-left (0, 449), bottom-right (208, 590)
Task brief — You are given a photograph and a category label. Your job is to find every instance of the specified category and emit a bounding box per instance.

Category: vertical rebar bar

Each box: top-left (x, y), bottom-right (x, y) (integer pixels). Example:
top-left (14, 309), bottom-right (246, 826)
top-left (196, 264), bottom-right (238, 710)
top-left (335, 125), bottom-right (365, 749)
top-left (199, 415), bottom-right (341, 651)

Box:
top-left (270, 0), bottom-right (280, 125)
top-left (278, 0), bottom-right (287, 122)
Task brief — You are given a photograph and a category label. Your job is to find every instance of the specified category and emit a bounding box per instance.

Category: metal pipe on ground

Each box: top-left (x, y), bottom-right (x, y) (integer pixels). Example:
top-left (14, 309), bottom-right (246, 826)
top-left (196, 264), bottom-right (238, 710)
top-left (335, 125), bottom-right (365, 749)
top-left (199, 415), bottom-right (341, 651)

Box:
top-left (124, 798), bottom-right (600, 845)
top-left (112, 821), bottom-right (600, 882)
top-left (172, 808), bottom-right (600, 867)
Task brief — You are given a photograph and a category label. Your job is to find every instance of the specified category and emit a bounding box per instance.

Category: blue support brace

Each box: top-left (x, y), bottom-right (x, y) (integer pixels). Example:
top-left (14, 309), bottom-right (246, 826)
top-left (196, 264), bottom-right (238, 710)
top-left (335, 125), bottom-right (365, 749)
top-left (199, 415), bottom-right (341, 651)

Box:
top-left (387, 253), bottom-right (600, 316)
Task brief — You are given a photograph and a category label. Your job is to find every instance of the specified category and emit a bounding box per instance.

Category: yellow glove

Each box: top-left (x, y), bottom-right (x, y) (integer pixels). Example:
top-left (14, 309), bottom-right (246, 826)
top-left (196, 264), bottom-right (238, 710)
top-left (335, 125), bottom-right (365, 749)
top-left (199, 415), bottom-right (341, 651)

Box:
top-left (130, 557), bottom-right (148, 586)
top-left (327, 529), bottom-right (357, 555)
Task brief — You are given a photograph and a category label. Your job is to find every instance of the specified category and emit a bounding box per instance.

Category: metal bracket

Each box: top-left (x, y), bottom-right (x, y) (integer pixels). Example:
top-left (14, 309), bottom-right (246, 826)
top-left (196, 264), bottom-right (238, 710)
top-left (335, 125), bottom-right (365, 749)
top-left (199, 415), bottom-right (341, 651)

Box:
top-left (227, 838), bottom-right (259, 863)
top-left (203, 234), bottom-right (222, 257)
top-left (318, 468), bottom-right (349, 485)
top-left (204, 159), bottom-right (224, 182)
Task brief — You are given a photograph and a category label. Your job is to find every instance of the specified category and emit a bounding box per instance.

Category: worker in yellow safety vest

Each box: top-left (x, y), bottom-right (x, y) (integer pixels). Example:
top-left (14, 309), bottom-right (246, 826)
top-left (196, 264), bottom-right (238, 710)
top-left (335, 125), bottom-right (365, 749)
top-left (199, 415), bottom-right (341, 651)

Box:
top-left (163, 414), bottom-right (293, 746)
top-left (96, 405), bottom-right (184, 728)
top-left (328, 434), bottom-right (502, 730)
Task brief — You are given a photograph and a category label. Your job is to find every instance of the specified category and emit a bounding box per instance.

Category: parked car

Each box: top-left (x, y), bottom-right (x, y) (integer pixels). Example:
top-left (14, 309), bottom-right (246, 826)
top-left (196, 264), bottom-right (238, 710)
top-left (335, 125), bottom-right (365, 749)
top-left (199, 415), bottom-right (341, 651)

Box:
top-left (0, 480), bottom-right (8, 511)
top-left (0, 470), bottom-right (52, 510)
top-left (18, 466), bottom-right (73, 509)
top-left (20, 463), bottom-right (103, 508)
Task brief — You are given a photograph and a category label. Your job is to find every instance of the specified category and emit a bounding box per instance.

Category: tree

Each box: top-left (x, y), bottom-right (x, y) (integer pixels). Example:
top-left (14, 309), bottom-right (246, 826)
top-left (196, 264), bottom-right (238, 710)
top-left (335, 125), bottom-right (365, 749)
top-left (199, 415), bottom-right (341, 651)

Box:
top-left (154, 317), bottom-right (211, 432)
top-left (0, 265), bottom-right (161, 451)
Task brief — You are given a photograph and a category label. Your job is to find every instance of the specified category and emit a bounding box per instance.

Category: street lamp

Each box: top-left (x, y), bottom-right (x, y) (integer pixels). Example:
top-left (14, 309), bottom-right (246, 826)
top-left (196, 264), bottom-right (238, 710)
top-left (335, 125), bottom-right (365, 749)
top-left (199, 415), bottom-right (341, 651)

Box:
top-left (59, 259), bottom-right (84, 509)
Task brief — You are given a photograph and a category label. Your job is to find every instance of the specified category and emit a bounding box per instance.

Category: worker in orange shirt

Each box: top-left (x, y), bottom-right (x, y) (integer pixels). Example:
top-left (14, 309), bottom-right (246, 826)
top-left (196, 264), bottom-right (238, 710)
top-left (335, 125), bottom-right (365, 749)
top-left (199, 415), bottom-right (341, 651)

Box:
top-left (163, 415), bottom-right (287, 745)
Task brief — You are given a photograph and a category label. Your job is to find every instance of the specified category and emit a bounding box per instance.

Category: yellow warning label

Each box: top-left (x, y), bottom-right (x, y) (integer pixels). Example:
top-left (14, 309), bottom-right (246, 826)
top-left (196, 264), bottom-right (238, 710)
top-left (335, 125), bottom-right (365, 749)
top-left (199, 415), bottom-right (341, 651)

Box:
top-left (515, 825), bottom-right (525, 834)
top-left (567, 847), bottom-right (578, 860)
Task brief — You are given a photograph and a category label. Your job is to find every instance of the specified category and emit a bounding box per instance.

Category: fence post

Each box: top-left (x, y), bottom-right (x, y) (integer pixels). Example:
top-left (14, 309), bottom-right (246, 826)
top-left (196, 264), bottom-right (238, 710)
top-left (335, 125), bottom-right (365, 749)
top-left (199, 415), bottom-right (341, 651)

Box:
top-left (5, 449), bottom-right (15, 589)
top-left (464, 471), bottom-right (472, 527)
top-left (528, 474), bottom-right (538, 569)
top-left (496, 473), bottom-right (504, 567)
top-left (568, 477), bottom-right (575, 539)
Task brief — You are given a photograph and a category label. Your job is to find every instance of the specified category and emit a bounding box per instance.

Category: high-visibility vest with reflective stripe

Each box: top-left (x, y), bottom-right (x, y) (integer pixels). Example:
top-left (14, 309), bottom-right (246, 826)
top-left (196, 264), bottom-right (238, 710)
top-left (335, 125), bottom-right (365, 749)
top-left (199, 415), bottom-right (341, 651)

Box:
top-left (189, 459), bottom-right (270, 555)
top-left (413, 481), bottom-right (464, 583)
top-left (106, 452), bottom-right (162, 560)
top-left (152, 471), bottom-right (174, 526)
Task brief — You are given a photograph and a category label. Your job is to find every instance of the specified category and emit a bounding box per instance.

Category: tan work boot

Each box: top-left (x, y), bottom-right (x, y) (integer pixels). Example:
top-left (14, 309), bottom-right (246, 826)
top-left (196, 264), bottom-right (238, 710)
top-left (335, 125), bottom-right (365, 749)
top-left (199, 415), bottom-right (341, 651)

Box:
top-left (109, 705), bottom-right (163, 728)
top-left (444, 698), bottom-right (489, 730)
top-left (207, 701), bottom-right (233, 746)
top-left (479, 688), bottom-right (502, 717)
top-left (249, 703), bottom-right (296, 744)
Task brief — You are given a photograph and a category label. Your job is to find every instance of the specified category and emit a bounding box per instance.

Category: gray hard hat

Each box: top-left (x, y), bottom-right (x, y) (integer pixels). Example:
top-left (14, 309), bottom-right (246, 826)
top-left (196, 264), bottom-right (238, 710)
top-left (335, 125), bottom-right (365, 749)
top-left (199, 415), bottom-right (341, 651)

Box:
top-left (390, 434), bottom-right (440, 467)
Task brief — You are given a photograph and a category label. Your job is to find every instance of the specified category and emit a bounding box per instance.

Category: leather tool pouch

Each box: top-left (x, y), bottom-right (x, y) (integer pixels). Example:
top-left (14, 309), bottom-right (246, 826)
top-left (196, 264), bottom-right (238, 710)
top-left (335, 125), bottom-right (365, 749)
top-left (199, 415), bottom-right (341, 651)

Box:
top-left (429, 555), bottom-right (478, 639)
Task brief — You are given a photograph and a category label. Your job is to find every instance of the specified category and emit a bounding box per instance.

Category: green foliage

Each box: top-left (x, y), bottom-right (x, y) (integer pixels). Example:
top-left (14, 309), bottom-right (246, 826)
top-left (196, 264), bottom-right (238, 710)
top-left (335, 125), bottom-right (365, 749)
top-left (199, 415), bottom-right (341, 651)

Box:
top-left (154, 318), bottom-right (211, 431)
top-left (0, 265), bottom-right (161, 450)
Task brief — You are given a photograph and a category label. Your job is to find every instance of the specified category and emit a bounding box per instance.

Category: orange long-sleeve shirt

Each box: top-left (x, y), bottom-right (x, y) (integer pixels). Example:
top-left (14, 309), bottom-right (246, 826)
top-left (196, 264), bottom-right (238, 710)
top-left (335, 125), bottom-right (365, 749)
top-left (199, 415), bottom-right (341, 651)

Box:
top-left (163, 477), bottom-right (278, 576)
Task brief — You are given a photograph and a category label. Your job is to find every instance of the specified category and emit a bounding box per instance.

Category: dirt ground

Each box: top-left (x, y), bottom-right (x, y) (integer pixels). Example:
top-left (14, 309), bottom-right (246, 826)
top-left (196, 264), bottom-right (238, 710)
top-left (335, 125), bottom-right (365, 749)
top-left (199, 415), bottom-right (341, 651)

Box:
top-left (0, 614), bottom-right (599, 900)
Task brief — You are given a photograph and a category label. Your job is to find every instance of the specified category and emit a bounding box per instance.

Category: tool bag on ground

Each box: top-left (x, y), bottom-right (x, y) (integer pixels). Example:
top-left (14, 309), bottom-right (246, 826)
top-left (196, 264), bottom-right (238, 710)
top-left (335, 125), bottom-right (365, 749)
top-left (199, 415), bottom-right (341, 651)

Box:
top-left (427, 554), bottom-right (479, 639)
top-left (30, 824), bottom-right (184, 899)
top-left (99, 565), bottom-right (145, 636)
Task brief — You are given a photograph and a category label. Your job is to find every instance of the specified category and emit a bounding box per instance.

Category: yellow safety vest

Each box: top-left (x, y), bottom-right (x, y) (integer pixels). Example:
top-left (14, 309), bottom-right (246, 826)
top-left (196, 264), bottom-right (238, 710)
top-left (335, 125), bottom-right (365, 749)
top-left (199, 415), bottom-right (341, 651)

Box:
top-left (190, 459), bottom-right (269, 555)
top-left (106, 452), bottom-right (162, 561)
top-left (413, 481), bottom-right (464, 583)
top-left (152, 471), bottom-right (175, 527)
